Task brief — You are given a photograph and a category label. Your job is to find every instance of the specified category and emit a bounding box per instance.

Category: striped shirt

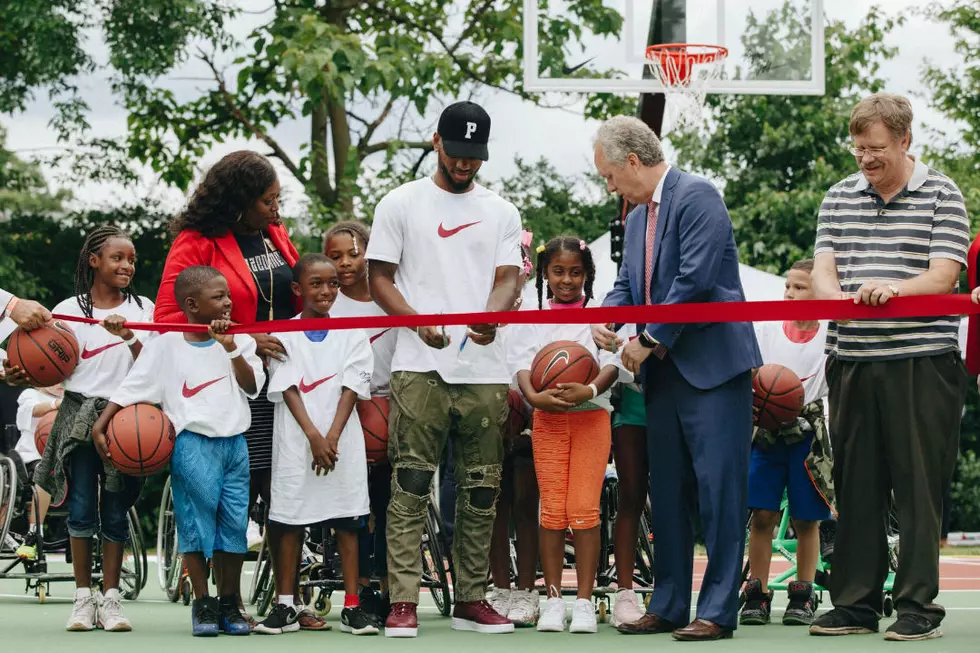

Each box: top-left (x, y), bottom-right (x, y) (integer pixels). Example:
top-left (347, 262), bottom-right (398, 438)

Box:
top-left (814, 157), bottom-right (970, 361)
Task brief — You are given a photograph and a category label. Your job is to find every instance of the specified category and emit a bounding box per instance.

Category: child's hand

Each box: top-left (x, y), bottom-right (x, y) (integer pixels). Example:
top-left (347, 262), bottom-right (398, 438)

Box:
top-left (92, 426), bottom-right (111, 463)
top-left (209, 319), bottom-right (236, 350)
top-left (1, 359), bottom-right (30, 387)
top-left (555, 382), bottom-right (594, 406)
top-left (324, 430), bottom-right (341, 465)
top-left (528, 388), bottom-right (573, 413)
top-left (100, 314), bottom-right (134, 341)
top-left (307, 430), bottom-right (333, 475)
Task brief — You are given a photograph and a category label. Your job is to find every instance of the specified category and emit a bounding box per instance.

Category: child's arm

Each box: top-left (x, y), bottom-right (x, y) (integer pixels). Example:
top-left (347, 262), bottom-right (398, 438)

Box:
top-left (32, 397), bottom-right (61, 417)
top-left (323, 387), bottom-right (358, 467)
top-left (92, 402), bottom-right (125, 461)
top-left (101, 314), bottom-right (143, 359)
top-left (210, 320), bottom-right (257, 396)
top-left (282, 386), bottom-right (335, 475)
top-left (517, 370), bottom-right (573, 413)
top-left (556, 364), bottom-right (620, 407)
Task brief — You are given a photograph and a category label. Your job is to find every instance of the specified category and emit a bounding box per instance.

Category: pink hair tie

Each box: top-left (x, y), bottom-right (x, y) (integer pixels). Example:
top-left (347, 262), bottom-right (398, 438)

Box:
top-left (521, 230), bottom-right (534, 248)
top-left (579, 239), bottom-right (586, 250)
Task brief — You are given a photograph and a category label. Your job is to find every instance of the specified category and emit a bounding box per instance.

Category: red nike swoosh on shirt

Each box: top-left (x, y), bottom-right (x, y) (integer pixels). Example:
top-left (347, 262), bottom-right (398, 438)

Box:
top-left (80, 341), bottom-right (126, 360)
top-left (181, 376), bottom-right (227, 398)
top-left (370, 328), bottom-right (392, 343)
top-left (437, 221), bottom-right (481, 238)
top-left (799, 374), bottom-right (815, 382)
top-left (299, 374), bottom-right (336, 394)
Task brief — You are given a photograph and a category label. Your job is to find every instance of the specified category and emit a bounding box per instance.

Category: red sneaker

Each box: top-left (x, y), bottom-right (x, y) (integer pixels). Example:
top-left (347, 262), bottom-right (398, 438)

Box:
top-left (452, 600), bottom-right (516, 634)
top-left (384, 602), bottom-right (418, 638)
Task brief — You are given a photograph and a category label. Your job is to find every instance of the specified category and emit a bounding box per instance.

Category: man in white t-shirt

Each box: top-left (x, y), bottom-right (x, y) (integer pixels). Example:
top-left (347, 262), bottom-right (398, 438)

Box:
top-left (367, 101), bottom-right (522, 637)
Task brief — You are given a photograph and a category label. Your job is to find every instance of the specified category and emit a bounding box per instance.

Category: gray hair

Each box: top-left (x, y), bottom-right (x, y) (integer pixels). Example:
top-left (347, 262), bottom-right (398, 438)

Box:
top-left (593, 116), bottom-right (665, 167)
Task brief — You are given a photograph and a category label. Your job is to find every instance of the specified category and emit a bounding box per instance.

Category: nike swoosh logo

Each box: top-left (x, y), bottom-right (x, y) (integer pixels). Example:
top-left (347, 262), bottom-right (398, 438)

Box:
top-left (370, 328), bottom-right (392, 344)
top-left (437, 221), bottom-right (481, 238)
top-left (80, 341), bottom-right (125, 360)
top-left (541, 351), bottom-right (570, 380)
top-left (181, 376), bottom-right (227, 398)
top-left (299, 374), bottom-right (336, 394)
top-left (799, 374), bottom-right (815, 382)
top-left (561, 56), bottom-right (595, 75)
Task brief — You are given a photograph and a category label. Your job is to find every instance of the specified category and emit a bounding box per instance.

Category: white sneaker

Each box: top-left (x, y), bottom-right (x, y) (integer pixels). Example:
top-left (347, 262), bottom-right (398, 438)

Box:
top-left (99, 588), bottom-right (133, 632)
top-left (612, 589), bottom-right (645, 627)
top-left (487, 587), bottom-right (512, 618)
top-left (569, 598), bottom-right (597, 634)
top-left (507, 589), bottom-right (540, 627)
top-left (536, 597), bottom-right (566, 632)
top-left (66, 590), bottom-right (99, 631)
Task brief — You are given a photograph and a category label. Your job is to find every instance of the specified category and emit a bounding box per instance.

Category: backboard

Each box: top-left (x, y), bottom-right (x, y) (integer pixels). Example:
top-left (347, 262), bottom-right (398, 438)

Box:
top-left (522, 0), bottom-right (825, 96)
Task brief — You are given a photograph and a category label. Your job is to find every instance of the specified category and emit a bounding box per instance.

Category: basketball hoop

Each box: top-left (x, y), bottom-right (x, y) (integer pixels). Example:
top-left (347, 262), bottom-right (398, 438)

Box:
top-left (645, 44), bottom-right (728, 131)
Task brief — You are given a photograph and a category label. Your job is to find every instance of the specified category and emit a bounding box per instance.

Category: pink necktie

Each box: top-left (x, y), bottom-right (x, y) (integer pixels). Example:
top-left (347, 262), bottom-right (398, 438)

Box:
top-left (643, 201), bottom-right (667, 360)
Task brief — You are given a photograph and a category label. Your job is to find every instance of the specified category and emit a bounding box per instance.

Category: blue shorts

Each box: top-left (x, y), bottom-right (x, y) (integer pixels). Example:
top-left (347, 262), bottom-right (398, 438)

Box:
top-left (748, 434), bottom-right (831, 522)
top-left (171, 431), bottom-right (250, 559)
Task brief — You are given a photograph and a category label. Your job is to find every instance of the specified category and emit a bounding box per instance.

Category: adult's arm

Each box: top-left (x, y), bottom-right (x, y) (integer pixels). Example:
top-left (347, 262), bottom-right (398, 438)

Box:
top-left (368, 260), bottom-right (447, 349)
top-left (811, 252), bottom-right (843, 300)
top-left (0, 290), bottom-right (51, 330)
top-left (153, 231), bottom-right (206, 324)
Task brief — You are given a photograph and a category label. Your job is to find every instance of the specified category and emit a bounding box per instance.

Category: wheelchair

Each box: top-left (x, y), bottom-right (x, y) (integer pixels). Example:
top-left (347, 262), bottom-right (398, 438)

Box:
top-left (0, 431), bottom-right (148, 603)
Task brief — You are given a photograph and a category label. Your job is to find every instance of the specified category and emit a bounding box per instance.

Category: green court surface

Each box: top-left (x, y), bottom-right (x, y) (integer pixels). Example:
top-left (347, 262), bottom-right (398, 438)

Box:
top-left (3, 558), bottom-right (980, 652)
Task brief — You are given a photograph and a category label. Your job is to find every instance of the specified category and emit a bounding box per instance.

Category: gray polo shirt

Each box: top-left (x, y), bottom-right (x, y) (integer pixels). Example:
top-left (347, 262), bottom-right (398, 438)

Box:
top-left (814, 157), bottom-right (970, 361)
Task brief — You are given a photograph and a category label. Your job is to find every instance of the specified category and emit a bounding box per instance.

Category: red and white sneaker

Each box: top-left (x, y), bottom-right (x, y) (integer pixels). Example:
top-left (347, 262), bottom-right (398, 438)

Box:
top-left (384, 602), bottom-right (418, 638)
top-left (452, 600), bottom-right (516, 634)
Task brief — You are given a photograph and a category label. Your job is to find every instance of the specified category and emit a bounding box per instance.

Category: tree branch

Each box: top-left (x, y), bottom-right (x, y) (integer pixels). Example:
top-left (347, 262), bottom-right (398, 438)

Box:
top-left (199, 50), bottom-right (305, 183)
top-left (410, 147), bottom-right (433, 177)
top-left (448, 0), bottom-right (496, 55)
top-left (357, 96), bottom-right (396, 155)
top-left (362, 139), bottom-right (432, 156)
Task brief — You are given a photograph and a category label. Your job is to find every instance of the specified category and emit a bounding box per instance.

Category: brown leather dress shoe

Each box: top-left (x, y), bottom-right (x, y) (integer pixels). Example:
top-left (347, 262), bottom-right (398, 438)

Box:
top-left (617, 613), bottom-right (677, 635)
top-left (672, 619), bottom-right (734, 641)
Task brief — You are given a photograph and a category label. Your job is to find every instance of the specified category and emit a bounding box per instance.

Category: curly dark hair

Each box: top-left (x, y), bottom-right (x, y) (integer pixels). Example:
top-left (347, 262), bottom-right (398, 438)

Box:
top-left (169, 151), bottom-right (278, 238)
top-left (535, 236), bottom-right (596, 310)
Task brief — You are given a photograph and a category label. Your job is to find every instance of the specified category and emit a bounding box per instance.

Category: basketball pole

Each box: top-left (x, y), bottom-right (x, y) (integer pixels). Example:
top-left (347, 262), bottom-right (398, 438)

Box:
top-left (611, 0), bottom-right (686, 271)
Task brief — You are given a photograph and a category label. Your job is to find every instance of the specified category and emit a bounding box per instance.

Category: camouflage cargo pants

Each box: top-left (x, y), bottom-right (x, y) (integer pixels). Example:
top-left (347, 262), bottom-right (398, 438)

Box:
top-left (386, 371), bottom-right (508, 603)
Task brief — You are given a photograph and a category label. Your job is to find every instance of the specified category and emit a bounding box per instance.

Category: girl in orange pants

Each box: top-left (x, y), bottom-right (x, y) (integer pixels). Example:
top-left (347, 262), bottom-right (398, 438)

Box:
top-left (513, 237), bottom-right (629, 634)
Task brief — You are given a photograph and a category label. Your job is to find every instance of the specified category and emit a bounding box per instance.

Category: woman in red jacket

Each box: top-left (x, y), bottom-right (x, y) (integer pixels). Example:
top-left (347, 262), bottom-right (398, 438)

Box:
top-left (155, 151), bottom-right (304, 622)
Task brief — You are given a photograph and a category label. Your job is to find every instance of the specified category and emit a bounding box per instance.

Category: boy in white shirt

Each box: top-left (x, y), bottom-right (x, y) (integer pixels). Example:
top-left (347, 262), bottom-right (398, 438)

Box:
top-left (92, 266), bottom-right (265, 638)
top-left (13, 385), bottom-right (62, 560)
top-left (740, 259), bottom-right (833, 628)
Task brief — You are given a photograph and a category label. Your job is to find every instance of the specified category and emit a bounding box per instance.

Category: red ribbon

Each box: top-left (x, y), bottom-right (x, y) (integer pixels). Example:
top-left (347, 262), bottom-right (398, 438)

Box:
top-left (52, 294), bottom-right (980, 335)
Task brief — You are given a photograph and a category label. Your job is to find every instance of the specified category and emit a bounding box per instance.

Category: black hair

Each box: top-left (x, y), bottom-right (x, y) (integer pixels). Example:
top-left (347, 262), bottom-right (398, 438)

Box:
top-left (323, 220), bottom-right (370, 254)
top-left (169, 151), bottom-right (277, 238)
top-left (292, 253), bottom-right (335, 284)
top-left (535, 236), bottom-right (596, 310)
top-left (72, 225), bottom-right (143, 319)
top-left (174, 266), bottom-right (225, 307)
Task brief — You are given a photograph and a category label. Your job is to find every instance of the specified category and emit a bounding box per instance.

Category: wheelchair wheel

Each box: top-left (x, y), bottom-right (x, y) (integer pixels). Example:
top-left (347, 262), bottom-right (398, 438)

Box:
top-left (634, 502), bottom-right (655, 586)
top-left (421, 504), bottom-right (452, 616)
top-left (157, 476), bottom-right (181, 594)
top-left (254, 545), bottom-right (275, 617)
top-left (248, 532), bottom-right (269, 605)
top-left (120, 508), bottom-right (147, 600)
top-left (0, 456), bottom-right (17, 548)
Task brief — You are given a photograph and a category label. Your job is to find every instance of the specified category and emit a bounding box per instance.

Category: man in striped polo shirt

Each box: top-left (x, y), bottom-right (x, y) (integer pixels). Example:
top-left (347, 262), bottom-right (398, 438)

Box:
top-left (809, 93), bottom-right (970, 641)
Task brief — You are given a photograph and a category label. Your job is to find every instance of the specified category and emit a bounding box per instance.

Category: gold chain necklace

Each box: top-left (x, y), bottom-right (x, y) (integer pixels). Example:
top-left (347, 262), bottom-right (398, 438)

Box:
top-left (248, 235), bottom-right (275, 321)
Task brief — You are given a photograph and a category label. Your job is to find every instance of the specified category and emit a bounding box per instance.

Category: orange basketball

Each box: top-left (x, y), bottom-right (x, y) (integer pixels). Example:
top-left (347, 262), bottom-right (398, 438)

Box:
top-left (530, 340), bottom-right (599, 393)
top-left (752, 364), bottom-right (805, 431)
top-left (506, 388), bottom-right (530, 438)
top-left (106, 403), bottom-right (175, 476)
top-left (6, 321), bottom-right (78, 387)
top-left (357, 396), bottom-right (389, 465)
top-left (34, 410), bottom-right (57, 456)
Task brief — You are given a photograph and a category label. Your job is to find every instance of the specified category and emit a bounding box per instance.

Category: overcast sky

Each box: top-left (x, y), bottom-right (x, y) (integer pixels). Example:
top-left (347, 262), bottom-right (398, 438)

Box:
top-left (2, 0), bottom-right (966, 216)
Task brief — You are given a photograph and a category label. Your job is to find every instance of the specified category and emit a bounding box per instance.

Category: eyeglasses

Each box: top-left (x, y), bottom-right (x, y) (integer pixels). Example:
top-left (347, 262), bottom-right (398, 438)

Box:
top-left (847, 145), bottom-right (889, 159)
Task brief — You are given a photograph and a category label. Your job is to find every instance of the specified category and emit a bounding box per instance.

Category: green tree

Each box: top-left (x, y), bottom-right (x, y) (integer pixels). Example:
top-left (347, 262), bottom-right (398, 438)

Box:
top-left (670, 2), bottom-right (901, 274)
top-left (0, 127), bottom-right (71, 218)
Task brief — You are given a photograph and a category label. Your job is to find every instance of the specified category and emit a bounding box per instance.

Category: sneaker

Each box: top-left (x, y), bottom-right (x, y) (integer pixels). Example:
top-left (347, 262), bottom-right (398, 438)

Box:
top-left (487, 587), bottom-right (512, 618)
top-left (783, 581), bottom-right (817, 626)
top-left (341, 606), bottom-right (380, 635)
top-left (218, 596), bottom-right (251, 635)
top-left (16, 530), bottom-right (38, 561)
top-left (359, 586), bottom-right (388, 625)
top-left (809, 607), bottom-right (878, 636)
top-left (507, 588), bottom-right (540, 627)
top-left (254, 603), bottom-right (299, 635)
top-left (385, 602), bottom-right (418, 638)
top-left (452, 599), bottom-right (516, 633)
top-left (66, 590), bottom-right (99, 631)
top-left (612, 589), bottom-right (645, 627)
top-left (537, 597), bottom-right (567, 632)
top-left (191, 597), bottom-right (220, 637)
top-left (569, 598), bottom-right (598, 634)
top-left (739, 579), bottom-right (773, 625)
top-left (884, 614), bottom-right (942, 641)
top-left (98, 588), bottom-right (132, 632)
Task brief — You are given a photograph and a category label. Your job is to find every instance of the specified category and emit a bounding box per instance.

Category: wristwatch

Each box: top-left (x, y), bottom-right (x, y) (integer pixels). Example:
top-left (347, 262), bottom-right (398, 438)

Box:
top-left (638, 331), bottom-right (659, 349)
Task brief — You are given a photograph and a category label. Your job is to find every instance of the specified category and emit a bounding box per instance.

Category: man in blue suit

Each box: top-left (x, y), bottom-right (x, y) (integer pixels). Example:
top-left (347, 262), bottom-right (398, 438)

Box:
top-left (591, 116), bottom-right (762, 641)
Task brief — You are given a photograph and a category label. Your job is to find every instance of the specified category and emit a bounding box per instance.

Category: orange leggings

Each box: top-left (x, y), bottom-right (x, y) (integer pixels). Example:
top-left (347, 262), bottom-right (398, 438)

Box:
top-left (531, 408), bottom-right (612, 530)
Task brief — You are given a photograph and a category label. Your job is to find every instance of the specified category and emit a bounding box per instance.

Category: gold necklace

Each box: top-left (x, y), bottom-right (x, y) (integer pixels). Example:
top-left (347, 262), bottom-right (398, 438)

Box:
top-left (249, 235), bottom-right (275, 321)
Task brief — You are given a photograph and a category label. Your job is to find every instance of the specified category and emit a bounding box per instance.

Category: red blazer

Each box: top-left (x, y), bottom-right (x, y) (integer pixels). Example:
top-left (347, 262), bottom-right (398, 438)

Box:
top-left (154, 224), bottom-right (301, 325)
top-left (967, 234), bottom-right (980, 374)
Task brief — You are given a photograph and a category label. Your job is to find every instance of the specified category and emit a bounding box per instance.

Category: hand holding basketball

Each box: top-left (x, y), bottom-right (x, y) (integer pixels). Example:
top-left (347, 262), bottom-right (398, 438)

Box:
top-left (208, 319), bottom-right (236, 349)
top-left (1, 359), bottom-right (30, 387)
top-left (528, 388), bottom-right (573, 412)
top-left (92, 425), bottom-right (111, 463)
top-left (556, 382), bottom-right (593, 406)
top-left (9, 299), bottom-right (51, 331)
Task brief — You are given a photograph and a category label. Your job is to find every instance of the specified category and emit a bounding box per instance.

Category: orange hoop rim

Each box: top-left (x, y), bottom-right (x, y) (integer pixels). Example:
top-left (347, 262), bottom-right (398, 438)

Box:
top-left (645, 43), bottom-right (729, 67)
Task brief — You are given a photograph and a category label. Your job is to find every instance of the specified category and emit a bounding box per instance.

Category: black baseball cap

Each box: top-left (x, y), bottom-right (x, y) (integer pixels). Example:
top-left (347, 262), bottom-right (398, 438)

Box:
top-left (437, 101), bottom-right (491, 161)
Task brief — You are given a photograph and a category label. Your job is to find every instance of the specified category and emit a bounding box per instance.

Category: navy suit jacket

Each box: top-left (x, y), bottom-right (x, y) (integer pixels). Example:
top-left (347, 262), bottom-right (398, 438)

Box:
top-left (603, 167), bottom-right (762, 390)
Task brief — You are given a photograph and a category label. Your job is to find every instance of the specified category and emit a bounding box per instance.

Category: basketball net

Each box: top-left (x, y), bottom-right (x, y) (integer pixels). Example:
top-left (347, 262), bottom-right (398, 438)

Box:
top-left (645, 44), bottom-right (728, 132)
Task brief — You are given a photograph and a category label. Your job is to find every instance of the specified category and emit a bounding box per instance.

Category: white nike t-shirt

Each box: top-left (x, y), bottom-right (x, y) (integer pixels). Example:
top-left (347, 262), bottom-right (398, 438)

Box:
top-left (15, 388), bottom-right (58, 464)
top-left (266, 324), bottom-right (373, 524)
top-left (753, 320), bottom-right (829, 405)
top-left (109, 332), bottom-right (265, 437)
top-left (53, 295), bottom-right (155, 399)
top-left (329, 292), bottom-right (395, 396)
top-left (367, 177), bottom-right (523, 384)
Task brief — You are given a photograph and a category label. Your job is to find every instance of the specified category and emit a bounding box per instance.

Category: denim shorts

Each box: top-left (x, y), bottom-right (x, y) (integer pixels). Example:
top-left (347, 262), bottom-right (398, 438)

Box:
top-left (67, 444), bottom-right (142, 542)
top-left (749, 434), bottom-right (831, 522)
top-left (170, 431), bottom-right (250, 559)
